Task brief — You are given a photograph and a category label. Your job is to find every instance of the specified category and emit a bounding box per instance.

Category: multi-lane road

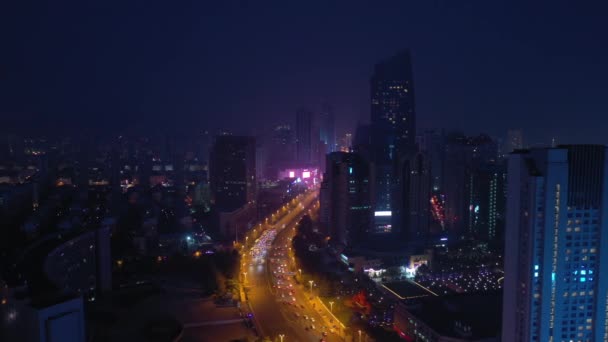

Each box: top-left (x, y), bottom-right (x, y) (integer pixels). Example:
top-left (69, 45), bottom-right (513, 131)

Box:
top-left (241, 189), bottom-right (343, 342)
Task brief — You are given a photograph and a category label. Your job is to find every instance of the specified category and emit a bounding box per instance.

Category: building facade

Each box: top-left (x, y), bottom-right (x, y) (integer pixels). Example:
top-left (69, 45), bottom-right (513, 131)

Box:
top-left (370, 50), bottom-right (417, 234)
top-left (296, 108), bottom-right (313, 165)
top-left (319, 103), bottom-right (336, 153)
top-left (210, 135), bottom-right (256, 212)
top-left (401, 152), bottom-right (431, 243)
top-left (467, 162), bottom-right (506, 243)
top-left (321, 152), bottom-right (372, 246)
top-left (502, 145), bottom-right (608, 342)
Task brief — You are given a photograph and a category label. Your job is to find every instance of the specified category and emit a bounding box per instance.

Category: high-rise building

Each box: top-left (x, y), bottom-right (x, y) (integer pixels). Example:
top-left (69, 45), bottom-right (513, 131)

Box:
top-left (502, 145), bottom-right (608, 342)
top-left (263, 125), bottom-right (294, 179)
top-left (401, 152), bottom-right (431, 243)
top-left (370, 50), bottom-right (416, 234)
top-left (371, 50), bottom-right (416, 157)
top-left (442, 134), bottom-right (472, 235)
top-left (319, 103), bottom-right (336, 153)
top-left (209, 135), bottom-right (256, 212)
top-left (507, 129), bottom-right (524, 152)
top-left (273, 125), bottom-right (294, 158)
top-left (467, 162), bottom-right (506, 242)
top-left (321, 152), bottom-right (372, 246)
top-left (442, 133), bottom-right (498, 236)
top-left (417, 129), bottom-right (446, 194)
top-left (296, 108), bottom-right (313, 165)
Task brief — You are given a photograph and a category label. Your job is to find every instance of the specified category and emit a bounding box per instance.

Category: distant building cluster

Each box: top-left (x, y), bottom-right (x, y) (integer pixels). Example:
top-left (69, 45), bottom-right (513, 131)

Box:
top-left (319, 51), bottom-right (509, 251)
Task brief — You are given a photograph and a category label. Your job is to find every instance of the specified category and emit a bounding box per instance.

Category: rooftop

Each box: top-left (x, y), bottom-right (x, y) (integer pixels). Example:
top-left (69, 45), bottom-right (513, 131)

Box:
top-left (382, 280), bottom-right (435, 300)
top-left (406, 292), bottom-right (502, 340)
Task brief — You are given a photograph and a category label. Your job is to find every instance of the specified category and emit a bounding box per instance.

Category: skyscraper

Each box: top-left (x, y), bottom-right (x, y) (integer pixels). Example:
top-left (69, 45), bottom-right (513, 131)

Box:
top-left (296, 108), bottom-right (313, 165)
top-left (321, 152), bottom-right (372, 246)
top-left (370, 50), bottom-right (416, 234)
top-left (319, 103), bottom-right (336, 153)
top-left (442, 133), bottom-right (498, 236)
top-left (401, 152), bottom-right (431, 242)
top-left (417, 129), bottom-right (446, 194)
top-left (507, 129), bottom-right (524, 153)
top-left (502, 145), bottom-right (608, 342)
top-left (467, 162), bottom-right (506, 242)
top-left (264, 125), bottom-right (294, 179)
top-left (209, 135), bottom-right (256, 212)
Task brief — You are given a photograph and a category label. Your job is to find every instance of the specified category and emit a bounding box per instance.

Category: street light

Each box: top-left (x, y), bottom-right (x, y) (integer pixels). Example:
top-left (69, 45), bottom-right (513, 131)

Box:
top-left (308, 280), bottom-right (314, 294)
top-left (298, 269), bottom-right (302, 277)
top-left (358, 330), bottom-right (362, 342)
top-left (329, 301), bottom-right (334, 312)
top-left (279, 334), bottom-right (285, 342)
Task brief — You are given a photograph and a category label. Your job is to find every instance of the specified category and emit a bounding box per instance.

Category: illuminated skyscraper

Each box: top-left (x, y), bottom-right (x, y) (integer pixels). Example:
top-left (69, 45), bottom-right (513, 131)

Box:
top-left (370, 50), bottom-right (416, 233)
top-left (503, 145), bottom-right (608, 342)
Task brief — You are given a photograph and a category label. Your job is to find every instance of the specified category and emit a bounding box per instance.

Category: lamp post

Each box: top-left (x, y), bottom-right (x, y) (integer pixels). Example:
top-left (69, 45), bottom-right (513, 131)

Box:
top-left (279, 334), bottom-right (285, 342)
top-left (329, 301), bottom-right (334, 313)
top-left (358, 330), bottom-right (362, 342)
top-left (308, 280), bottom-right (314, 295)
top-left (298, 269), bottom-right (302, 278)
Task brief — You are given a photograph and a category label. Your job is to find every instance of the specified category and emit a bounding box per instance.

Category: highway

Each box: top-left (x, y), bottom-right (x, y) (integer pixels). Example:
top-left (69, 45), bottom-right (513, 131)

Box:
top-left (241, 189), bottom-right (343, 342)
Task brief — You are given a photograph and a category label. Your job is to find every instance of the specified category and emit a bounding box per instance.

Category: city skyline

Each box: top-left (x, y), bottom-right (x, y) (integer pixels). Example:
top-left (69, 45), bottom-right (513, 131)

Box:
top-left (2, 3), bottom-right (608, 342)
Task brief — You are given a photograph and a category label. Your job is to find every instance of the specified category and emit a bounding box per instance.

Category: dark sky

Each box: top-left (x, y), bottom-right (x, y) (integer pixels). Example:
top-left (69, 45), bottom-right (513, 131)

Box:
top-left (2, 1), bottom-right (607, 145)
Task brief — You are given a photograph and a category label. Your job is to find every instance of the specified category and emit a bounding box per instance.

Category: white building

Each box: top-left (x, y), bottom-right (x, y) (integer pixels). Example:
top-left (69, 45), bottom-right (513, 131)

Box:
top-left (502, 145), bottom-right (608, 341)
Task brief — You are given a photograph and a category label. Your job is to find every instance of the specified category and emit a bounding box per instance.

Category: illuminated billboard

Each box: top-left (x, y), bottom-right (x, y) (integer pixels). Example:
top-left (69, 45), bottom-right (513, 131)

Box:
top-left (278, 168), bottom-right (319, 181)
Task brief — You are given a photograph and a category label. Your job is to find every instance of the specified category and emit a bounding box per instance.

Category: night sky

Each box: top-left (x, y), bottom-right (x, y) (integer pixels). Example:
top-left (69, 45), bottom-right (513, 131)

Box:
top-left (2, 1), bottom-right (607, 144)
